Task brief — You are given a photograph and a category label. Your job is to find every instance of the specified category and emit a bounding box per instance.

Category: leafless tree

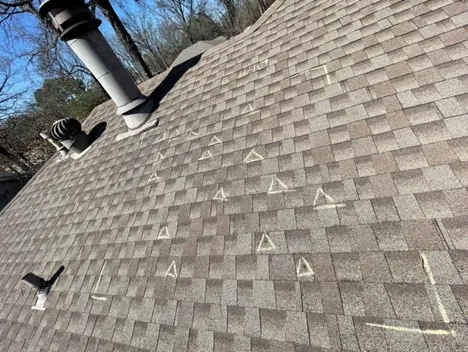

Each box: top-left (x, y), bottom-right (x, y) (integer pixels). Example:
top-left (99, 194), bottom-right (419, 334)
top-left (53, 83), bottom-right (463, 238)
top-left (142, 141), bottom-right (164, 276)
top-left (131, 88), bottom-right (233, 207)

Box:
top-left (93, 0), bottom-right (153, 79)
top-left (153, 0), bottom-right (207, 44)
top-left (0, 0), bottom-right (35, 24)
top-left (217, 0), bottom-right (239, 34)
top-left (0, 59), bottom-right (26, 120)
top-left (120, 8), bottom-right (170, 72)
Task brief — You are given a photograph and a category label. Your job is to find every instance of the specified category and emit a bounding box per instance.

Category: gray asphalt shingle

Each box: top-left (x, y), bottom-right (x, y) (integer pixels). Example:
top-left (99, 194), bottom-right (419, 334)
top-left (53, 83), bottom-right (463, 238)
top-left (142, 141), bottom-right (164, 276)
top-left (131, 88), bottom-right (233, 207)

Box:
top-left (1, 0), bottom-right (468, 350)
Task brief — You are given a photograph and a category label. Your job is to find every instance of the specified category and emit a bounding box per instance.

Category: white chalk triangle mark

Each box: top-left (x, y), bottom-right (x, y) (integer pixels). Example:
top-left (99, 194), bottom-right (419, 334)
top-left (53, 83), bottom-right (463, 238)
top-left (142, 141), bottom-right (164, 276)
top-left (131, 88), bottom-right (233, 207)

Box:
top-left (257, 233), bottom-right (276, 252)
top-left (155, 131), bottom-right (167, 143)
top-left (242, 103), bottom-right (254, 115)
top-left (158, 226), bottom-right (170, 239)
top-left (244, 148), bottom-right (264, 163)
top-left (165, 261), bottom-right (177, 278)
top-left (199, 150), bottom-right (213, 161)
top-left (147, 173), bottom-right (160, 184)
top-left (268, 177), bottom-right (288, 194)
top-left (313, 188), bottom-right (345, 209)
top-left (154, 152), bottom-right (164, 164)
top-left (170, 129), bottom-right (180, 138)
top-left (213, 188), bottom-right (226, 200)
top-left (209, 135), bottom-right (222, 146)
top-left (187, 131), bottom-right (199, 140)
top-left (297, 257), bottom-right (314, 277)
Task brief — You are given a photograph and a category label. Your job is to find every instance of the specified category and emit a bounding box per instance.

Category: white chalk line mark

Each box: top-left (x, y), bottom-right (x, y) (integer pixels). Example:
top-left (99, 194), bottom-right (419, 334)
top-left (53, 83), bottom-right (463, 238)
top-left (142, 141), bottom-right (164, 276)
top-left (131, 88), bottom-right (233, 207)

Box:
top-left (255, 59), bottom-right (269, 71)
top-left (244, 110), bottom-right (259, 117)
top-left (155, 131), bottom-right (167, 143)
top-left (297, 257), bottom-right (314, 277)
top-left (268, 177), bottom-right (289, 194)
top-left (147, 173), bottom-right (160, 184)
top-left (170, 129), bottom-right (180, 138)
top-left (209, 135), bottom-right (222, 146)
top-left (291, 65), bottom-right (331, 85)
top-left (187, 131), bottom-right (199, 140)
top-left (313, 203), bottom-right (346, 210)
top-left (257, 233), bottom-right (275, 252)
top-left (93, 262), bottom-right (106, 293)
top-left (421, 253), bottom-right (450, 324)
top-left (169, 129), bottom-right (180, 143)
top-left (153, 152), bottom-right (164, 165)
top-left (365, 323), bottom-right (454, 336)
top-left (323, 65), bottom-right (331, 85)
top-left (213, 188), bottom-right (226, 200)
top-left (91, 296), bottom-right (108, 301)
top-left (158, 226), bottom-right (170, 239)
top-left (313, 189), bottom-right (346, 209)
top-left (165, 261), bottom-right (177, 278)
top-left (367, 255), bottom-right (457, 338)
top-left (199, 150), bottom-right (213, 161)
top-left (244, 148), bottom-right (264, 163)
top-left (91, 262), bottom-right (108, 301)
top-left (242, 103), bottom-right (254, 115)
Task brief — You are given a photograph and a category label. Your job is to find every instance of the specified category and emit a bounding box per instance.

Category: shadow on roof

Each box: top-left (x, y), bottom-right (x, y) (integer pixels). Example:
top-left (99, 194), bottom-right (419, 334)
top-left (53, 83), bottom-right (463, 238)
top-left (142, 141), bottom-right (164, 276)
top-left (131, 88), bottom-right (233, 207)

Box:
top-left (148, 54), bottom-right (202, 110)
top-left (88, 121), bottom-right (107, 145)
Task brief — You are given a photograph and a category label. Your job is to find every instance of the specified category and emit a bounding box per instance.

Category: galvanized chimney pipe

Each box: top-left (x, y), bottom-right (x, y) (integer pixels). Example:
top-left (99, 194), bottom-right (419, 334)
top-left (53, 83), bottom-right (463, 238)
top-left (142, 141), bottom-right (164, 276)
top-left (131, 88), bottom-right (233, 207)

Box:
top-left (39, 0), bottom-right (154, 130)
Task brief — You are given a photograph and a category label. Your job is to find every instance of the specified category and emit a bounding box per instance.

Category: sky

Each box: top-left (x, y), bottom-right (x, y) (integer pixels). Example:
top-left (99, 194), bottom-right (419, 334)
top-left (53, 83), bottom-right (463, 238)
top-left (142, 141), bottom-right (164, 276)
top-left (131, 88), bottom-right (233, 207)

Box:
top-left (0, 0), bottom-right (144, 111)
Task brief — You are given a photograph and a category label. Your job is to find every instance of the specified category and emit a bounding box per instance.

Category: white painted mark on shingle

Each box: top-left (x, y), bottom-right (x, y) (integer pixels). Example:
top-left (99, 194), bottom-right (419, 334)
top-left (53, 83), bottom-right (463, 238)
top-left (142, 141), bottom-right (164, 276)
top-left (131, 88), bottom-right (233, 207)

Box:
top-left (255, 59), bottom-right (269, 71)
top-left (158, 226), bottom-right (170, 239)
top-left (293, 65), bottom-right (331, 86)
top-left (268, 177), bottom-right (289, 194)
top-left (297, 257), bottom-right (314, 277)
top-left (169, 129), bottom-right (180, 143)
top-left (91, 262), bottom-right (108, 301)
top-left (165, 261), bottom-right (177, 278)
top-left (209, 135), bottom-right (222, 146)
top-left (199, 150), bottom-right (213, 161)
top-left (366, 253), bottom-right (457, 337)
top-left (313, 189), bottom-right (345, 210)
top-left (241, 103), bottom-right (255, 115)
top-left (93, 262), bottom-right (106, 292)
top-left (244, 148), bottom-right (264, 163)
top-left (187, 131), bottom-right (199, 140)
top-left (365, 323), bottom-right (454, 336)
top-left (237, 67), bottom-right (252, 79)
top-left (421, 253), bottom-right (451, 324)
top-left (147, 172), bottom-right (160, 184)
top-left (170, 129), bottom-right (180, 139)
top-left (257, 233), bottom-right (276, 252)
top-left (213, 188), bottom-right (226, 200)
top-left (323, 65), bottom-right (331, 85)
top-left (154, 152), bottom-right (164, 164)
top-left (155, 131), bottom-right (167, 143)
top-left (90, 296), bottom-right (108, 301)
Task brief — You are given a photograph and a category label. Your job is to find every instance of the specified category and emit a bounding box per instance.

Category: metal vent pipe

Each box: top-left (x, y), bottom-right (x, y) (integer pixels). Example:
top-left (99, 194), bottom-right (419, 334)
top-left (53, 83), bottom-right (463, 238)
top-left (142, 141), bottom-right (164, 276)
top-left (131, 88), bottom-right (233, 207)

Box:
top-left (39, 0), bottom-right (154, 130)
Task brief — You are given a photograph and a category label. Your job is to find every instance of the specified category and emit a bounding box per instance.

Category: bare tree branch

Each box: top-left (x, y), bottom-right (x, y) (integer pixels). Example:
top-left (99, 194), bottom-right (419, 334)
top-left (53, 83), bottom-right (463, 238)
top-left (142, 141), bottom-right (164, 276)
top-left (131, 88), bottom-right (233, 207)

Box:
top-left (0, 58), bottom-right (27, 120)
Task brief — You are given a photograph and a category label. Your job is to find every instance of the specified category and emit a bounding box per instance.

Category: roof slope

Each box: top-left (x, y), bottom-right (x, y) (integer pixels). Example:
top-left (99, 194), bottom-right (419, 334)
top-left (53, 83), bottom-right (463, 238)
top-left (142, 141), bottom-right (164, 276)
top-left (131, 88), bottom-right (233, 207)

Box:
top-left (1, 0), bottom-right (468, 351)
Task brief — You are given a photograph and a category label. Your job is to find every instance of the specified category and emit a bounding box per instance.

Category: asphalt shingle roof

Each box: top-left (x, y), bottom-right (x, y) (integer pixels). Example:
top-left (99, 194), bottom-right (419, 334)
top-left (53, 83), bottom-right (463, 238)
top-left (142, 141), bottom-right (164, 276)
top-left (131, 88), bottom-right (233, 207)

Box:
top-left (1, 0), bottom-right (468, 350)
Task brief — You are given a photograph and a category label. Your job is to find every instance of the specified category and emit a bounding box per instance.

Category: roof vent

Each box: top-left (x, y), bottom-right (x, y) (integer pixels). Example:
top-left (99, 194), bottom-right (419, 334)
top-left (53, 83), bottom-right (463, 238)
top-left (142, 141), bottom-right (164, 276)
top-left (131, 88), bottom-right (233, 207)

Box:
top-left (39, 0), bottom-right (156, 130)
